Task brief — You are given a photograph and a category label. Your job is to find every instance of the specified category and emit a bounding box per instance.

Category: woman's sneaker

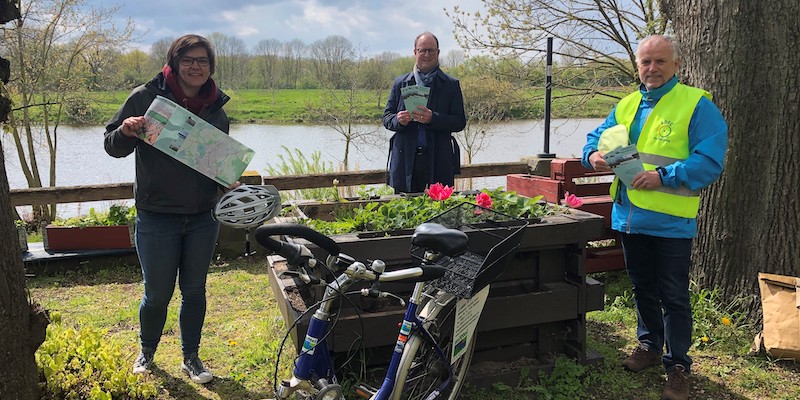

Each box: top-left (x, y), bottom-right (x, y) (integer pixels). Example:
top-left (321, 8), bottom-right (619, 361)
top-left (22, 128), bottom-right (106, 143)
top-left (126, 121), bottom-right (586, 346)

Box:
top-left (182, 353), bottom-right (213, 384)
top-left (132, 348), bottom-right (155, 374)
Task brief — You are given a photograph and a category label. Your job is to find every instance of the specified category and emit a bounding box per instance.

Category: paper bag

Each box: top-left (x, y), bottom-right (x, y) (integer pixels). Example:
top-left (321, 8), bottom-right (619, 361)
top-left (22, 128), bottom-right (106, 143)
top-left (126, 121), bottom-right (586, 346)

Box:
top-left (755, 272), bottom-right (800, 360)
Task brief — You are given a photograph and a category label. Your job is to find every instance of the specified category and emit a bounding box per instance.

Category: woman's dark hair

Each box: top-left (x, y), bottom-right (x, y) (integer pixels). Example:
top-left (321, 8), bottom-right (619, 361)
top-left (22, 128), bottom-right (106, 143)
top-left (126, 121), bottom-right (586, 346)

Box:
top-left (166, 34), bottom-right (216, 74)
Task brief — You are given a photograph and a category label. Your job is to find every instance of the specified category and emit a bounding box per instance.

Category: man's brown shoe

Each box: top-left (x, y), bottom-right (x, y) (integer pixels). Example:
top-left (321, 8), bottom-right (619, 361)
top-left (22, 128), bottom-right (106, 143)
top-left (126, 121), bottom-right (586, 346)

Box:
top-left (622, 345), bottom-right (661, 372)
top-left (662, 365), bottom-right (690, 400)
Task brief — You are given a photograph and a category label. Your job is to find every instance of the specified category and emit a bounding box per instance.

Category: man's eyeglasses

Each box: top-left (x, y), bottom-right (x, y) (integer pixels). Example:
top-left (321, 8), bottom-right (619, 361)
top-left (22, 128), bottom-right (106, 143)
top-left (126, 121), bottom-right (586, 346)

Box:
top-left (415, 48), bottom-right (439, 55)
top-left (179, 57), bottom-right (210, 67)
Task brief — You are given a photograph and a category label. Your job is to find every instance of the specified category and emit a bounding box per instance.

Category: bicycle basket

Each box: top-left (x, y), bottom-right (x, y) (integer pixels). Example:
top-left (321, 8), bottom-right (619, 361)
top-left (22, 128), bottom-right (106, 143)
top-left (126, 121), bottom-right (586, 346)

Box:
top-left (410, 202), bottom-right (529, 299)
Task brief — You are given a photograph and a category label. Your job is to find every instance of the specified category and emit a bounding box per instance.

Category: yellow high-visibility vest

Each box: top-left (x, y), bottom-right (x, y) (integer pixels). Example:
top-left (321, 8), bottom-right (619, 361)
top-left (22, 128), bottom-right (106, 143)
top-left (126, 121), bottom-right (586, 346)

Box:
top-left (610, 83), bottom-right (711, 218)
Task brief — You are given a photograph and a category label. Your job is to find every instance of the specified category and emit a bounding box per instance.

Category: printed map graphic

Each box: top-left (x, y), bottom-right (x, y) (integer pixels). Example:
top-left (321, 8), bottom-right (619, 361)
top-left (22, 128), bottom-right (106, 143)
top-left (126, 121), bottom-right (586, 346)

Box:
top-left (142, 96), bottom-right (254, 187)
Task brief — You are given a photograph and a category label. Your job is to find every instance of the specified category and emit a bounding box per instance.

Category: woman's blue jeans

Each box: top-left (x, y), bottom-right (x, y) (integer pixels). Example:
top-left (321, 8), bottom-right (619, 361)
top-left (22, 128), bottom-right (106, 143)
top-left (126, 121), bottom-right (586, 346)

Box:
top-left (135, 209), bottom-right (219, 357)
top-left (620, 233), bottom-right (693, 373)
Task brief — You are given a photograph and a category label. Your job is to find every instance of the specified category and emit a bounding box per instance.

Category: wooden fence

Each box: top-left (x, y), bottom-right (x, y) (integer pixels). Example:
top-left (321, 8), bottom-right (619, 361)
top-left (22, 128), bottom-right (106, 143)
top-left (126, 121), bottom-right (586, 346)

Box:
top-left (13, 159), bottom-right (624, 272)
top-left (9, 162), bottom-right (530, 206)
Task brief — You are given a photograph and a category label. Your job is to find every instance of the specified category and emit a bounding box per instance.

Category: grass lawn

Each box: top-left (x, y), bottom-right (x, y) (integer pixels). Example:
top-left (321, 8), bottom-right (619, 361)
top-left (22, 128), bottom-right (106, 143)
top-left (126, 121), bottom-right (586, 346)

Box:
top-left (69, 87), bottom-right (625, 126)
top-left (28, 258), bottom-right (800, 399)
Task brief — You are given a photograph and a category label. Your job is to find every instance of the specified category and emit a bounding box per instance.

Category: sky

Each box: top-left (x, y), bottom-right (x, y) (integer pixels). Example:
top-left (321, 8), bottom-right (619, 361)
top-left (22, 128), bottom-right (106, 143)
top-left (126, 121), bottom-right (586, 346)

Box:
top-left (91, 0), bottom-right (486, 56)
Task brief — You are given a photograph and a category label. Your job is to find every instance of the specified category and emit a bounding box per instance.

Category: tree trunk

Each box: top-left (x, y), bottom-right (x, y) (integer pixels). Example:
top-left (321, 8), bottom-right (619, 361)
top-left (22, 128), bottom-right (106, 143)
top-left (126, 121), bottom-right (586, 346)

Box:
top-left (663, 0), bottom-right (800, 315)
top-left (0, 2), bottom-right (46, 394)
top-left (0, 137), bottom-right (47, 398)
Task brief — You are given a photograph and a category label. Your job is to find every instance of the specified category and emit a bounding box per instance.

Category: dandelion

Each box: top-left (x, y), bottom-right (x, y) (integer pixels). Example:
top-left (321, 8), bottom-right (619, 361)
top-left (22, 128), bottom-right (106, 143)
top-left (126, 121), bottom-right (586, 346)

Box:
top-left (228, 339), bottom-right (238, 346)
top-left (701, 336), bottom-right (709, 343)
top-left (721, 317), bottom-right (731, 326)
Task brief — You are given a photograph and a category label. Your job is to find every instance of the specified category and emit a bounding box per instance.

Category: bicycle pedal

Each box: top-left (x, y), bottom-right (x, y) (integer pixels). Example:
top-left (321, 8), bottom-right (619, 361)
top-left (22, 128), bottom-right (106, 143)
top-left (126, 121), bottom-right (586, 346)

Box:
top-left (353, 383), bottom-right (378, 398)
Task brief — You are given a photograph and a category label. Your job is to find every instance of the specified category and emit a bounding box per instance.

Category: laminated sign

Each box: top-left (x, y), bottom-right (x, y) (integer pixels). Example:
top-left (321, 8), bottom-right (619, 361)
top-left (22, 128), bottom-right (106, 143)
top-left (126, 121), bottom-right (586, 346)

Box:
top-left (754, 272), bottom-right (800, 360)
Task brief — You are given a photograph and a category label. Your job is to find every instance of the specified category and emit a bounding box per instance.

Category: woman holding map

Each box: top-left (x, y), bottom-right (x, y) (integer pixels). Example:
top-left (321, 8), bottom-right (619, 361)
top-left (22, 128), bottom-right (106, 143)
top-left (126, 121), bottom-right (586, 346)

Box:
top-left (103, 34), bottom-right (230, 385)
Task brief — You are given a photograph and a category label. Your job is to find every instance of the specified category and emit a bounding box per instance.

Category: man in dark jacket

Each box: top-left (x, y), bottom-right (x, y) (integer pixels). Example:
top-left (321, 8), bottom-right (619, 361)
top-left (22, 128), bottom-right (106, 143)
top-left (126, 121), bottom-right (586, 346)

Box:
top-left (383, 31), bottom-right (466, 193)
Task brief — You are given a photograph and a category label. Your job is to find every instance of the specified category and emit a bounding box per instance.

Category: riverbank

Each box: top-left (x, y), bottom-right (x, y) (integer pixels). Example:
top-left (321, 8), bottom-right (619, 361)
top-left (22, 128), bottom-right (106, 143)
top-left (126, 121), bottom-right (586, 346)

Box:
top-left (68, 87), bottom-right (626, 125)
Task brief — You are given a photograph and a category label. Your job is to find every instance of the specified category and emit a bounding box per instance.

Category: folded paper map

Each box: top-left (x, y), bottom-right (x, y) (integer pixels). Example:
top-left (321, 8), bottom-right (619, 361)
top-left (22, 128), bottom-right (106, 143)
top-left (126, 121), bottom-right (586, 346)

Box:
top-left (400, 85), bottom-right (430, 115)
top-left (602, 144), bottom-right (644, 187)
top-left (141, 96), bottom-right (254, 187)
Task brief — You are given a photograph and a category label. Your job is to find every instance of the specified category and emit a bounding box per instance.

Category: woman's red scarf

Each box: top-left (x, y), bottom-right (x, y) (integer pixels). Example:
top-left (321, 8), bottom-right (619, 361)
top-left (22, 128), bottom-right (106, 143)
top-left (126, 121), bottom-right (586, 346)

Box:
top-left (162, 65), bottom-right (219, 115)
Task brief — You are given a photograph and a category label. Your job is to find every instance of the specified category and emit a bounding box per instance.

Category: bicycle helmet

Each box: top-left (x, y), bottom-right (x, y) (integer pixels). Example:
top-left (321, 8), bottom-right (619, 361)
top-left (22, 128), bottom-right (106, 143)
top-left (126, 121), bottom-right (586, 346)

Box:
top-left (214, 184), bottom-right (282, 228)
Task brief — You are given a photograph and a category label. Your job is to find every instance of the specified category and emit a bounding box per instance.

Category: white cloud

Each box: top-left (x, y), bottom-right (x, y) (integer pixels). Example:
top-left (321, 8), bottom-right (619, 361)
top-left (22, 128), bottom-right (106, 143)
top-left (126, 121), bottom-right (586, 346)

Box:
top-left (92, 0), bottom-right (487, 55)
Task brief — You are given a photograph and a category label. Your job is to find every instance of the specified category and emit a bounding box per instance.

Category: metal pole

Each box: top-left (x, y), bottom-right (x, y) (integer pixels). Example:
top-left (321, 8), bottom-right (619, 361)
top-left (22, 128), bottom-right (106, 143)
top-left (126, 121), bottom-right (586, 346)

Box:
top-left (538, 37), bottom-right (556, 158)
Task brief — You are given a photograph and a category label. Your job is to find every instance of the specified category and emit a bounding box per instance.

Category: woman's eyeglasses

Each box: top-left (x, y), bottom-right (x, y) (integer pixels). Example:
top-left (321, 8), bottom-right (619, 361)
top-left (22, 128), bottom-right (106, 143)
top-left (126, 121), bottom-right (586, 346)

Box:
top-left (179, 57), bottom-right (210, 67)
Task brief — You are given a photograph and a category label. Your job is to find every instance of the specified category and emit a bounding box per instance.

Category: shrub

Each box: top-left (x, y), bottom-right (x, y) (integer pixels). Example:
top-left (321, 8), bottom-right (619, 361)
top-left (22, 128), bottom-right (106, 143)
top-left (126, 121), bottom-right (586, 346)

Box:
top-left (36, 312), bottom-right (157, 399)
top-left (52, 204), bottom-right (136, 228)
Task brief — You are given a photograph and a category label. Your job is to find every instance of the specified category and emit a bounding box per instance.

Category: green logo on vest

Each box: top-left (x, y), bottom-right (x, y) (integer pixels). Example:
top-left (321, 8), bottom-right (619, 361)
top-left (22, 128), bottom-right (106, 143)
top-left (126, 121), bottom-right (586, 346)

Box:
top-left (656, 120), bottom-right (673, 142)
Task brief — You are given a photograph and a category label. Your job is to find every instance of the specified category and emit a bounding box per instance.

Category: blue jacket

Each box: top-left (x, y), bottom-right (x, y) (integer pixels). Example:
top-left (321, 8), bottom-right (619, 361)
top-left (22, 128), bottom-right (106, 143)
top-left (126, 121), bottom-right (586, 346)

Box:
top-left (581, 76), bottom-right (728, 238)
top-left (383, 68), bottom-right (466, 192)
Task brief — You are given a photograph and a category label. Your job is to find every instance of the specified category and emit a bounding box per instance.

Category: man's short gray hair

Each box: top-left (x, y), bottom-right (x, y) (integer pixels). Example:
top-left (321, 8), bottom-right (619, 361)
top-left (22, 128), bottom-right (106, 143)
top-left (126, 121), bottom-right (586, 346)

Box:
top-left (636, 35), bottom-right (681, 62)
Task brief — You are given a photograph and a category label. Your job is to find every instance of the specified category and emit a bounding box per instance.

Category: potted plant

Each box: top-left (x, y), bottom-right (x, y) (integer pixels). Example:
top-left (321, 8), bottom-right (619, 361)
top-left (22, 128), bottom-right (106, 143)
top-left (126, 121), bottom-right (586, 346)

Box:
top-left (44, 205), bottom-right (136, 251)
top-left (295, 186), bottom-right (557, 237)
top-left (269, 184), bottom-right (606, 367)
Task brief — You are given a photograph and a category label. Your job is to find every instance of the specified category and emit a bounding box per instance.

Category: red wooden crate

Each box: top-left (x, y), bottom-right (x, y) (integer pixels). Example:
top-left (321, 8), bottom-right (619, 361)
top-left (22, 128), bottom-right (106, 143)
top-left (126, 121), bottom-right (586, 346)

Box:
top-left (44, 225), bottom-right (134, 251)
top-left (507, 159), bottom-right (624, 273)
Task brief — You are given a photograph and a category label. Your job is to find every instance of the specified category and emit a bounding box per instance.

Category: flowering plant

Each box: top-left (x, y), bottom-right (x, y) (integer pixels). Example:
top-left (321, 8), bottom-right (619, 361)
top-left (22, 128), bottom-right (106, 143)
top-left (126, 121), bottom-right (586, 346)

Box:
top-left (302, 186), bottom-right (552, 236)
top-left (562, 191), bottom-right (584, 208)
top-left (476, 192), bottom-right (493, 208)
top-left (426, 183), bottom-right (454, 201)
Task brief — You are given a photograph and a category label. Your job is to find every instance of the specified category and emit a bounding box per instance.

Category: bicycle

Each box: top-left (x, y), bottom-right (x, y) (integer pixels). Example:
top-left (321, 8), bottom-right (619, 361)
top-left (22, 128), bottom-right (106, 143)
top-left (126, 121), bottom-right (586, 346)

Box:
top-left (253, 202), bottom-right (528, 400)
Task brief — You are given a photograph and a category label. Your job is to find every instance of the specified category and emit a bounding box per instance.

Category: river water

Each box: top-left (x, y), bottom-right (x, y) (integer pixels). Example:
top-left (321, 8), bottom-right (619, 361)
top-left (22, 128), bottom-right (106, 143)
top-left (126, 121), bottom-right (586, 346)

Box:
top-left (3, 119), bottom-right (603, 218)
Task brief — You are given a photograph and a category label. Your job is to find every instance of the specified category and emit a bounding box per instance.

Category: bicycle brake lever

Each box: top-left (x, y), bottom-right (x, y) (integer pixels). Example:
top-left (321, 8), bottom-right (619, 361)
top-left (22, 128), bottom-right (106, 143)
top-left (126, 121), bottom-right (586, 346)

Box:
top-left (278, 269), bottom-right (323, 285)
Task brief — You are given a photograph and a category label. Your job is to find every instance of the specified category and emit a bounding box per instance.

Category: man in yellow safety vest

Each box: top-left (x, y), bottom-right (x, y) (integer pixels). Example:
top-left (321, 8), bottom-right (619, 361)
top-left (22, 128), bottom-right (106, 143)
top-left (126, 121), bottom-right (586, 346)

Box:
top-left (582, 35), bottom-right (728, 400)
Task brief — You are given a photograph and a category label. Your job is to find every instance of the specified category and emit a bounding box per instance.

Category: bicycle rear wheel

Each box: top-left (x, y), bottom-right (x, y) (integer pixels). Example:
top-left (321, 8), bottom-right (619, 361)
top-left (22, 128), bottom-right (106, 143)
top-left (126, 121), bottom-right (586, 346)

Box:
top-left (391, 291), bottom-right (476, 400)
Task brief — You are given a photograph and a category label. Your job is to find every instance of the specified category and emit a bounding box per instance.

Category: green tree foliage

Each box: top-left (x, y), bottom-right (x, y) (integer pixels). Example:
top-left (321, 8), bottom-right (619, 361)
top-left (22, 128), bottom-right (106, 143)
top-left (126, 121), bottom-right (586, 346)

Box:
top-left (115, 49), bottom-right (151, 87)
top-left (446, 0), bottom-right (669, 91)
top-left (458, 75), bottom-right (519, 164)
top-left (1, 0), bottom-right (133, 220)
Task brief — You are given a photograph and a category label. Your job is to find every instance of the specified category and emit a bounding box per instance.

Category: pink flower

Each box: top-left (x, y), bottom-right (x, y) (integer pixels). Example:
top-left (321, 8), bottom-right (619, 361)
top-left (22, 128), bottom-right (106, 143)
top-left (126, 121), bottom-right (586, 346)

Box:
top-left (426, 183), bottom-right (454, 201)
top-left (563, 191), bottom-right (584, 208)
top-left (476, 192), bottom-right (493, 208)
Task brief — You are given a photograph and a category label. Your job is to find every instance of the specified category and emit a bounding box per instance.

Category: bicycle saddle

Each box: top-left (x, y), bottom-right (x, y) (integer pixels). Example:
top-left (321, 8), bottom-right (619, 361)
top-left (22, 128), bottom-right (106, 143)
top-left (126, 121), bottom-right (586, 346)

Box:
top-left (411, 223), bottom-right (468, 257)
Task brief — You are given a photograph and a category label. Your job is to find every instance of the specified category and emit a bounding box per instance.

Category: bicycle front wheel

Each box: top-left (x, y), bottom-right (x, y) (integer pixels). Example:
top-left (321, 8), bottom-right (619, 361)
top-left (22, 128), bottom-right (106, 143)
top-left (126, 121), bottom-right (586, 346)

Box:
top-left (391, 291), bottom-right (476, 400)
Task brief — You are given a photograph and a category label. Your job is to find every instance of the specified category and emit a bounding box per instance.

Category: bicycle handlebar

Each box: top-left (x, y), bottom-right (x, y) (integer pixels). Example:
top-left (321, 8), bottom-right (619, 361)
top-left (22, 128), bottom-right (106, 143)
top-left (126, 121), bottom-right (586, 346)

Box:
top-left (255, 223), bottom-right (449, 284)
top-left (255, 223), bottom-right (341, 259)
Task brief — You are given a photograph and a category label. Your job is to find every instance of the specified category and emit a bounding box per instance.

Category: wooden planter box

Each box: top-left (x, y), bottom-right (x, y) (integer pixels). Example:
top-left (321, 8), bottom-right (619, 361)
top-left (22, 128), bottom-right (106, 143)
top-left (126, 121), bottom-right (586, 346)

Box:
top-left (267, 206), bottom-right (606, 381)
top-left (287, 195), bottom-right (402, 222)
top-left (507, 165), bottom-right (625, 273)
top-left (43, 224), bottom-right (134, 251)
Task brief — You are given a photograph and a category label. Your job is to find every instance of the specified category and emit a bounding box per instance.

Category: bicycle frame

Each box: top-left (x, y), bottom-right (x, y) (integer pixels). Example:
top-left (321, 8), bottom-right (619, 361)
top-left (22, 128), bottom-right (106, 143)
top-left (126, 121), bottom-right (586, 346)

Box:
top-left (276, 267), bottom-right (455, 400)
top-left (276, 272), bottom-right (349, 398)
top-left (254, 214), bottom-right (525, 400)
top-left (372, 282), bottom-right (454, 400)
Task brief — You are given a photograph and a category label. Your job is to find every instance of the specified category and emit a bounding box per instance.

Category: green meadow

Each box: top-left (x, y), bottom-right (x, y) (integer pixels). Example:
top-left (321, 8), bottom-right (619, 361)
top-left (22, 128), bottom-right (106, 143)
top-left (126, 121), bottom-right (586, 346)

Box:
top-left (75, 88), bottom-right (626, 126)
